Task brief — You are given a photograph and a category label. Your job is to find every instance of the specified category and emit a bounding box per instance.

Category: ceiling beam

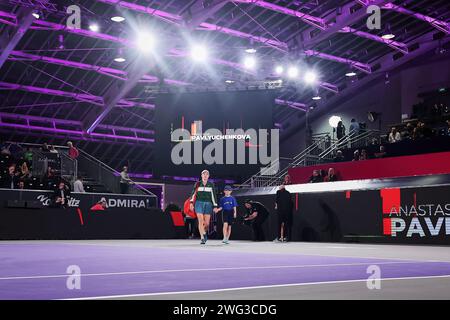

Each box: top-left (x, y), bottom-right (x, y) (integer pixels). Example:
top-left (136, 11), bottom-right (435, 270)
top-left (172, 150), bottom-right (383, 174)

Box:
top-left (0, 112), bottom-right (154, 143)
top-left (293, 0), bottom-right (391, 50)
top-left (0, 5), bottom-right (37, 70)
top-left (304, 50), bottom-right (372, 73)
top-left (6, 51), bottom-right (322, 110)
top-left (339, 27), bottom-right (408, 54)
top-left (82, 54), bottom-right (157, 134)
top-left (232, 0), bottom-right (327, 30)
top-left (8, 50), bottom-right (192, 86)
top-left (183, 0), bottom-right (229, 29)
top-left (0, 81), bottom-right (155, 109)
top-left (275, 98), bottom-right (308, 112)
top-left (95, 0), bottom-right (288, 51)
top-left (358, 1), bottom-right (450, 34)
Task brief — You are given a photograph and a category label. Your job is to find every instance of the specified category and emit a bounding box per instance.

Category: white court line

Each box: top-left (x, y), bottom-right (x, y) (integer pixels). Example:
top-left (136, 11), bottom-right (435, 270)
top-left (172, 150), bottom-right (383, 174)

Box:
top-left (65, 274), bottom-right (450, 300)
top-left (0, 240), bottom-right (448, 263)
top-left (0, 260), bottom-right (445, 281)
top-left (26, 240), bottom-right (447, 263)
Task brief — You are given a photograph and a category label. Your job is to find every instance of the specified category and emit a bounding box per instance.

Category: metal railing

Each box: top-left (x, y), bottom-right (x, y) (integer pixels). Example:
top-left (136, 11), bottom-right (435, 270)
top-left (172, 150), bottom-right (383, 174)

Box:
top-left (5, 141), bottom-right (155, 198)
top-left (77, 148), bottom-right (155, 197)
top-left (238, 133), bottom-right (332, 189)
top-left (7, 141), bottom-right (77, 182)
top-left (237, 129), bottom-right (381, 189)
top-left (318, 129), bottom-right (381, 164)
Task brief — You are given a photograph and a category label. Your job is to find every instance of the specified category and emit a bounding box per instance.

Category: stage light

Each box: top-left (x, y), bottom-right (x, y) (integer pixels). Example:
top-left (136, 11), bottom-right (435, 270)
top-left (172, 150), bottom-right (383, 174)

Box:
top-left (329, 116), bottom-right (341, 128)
top-left (190, 45), bottom-right (208, 62)
top-left (137, 32), bottom-right (156, 53)
top-left (275, 65), bottom-right (284, 75)
top-left (111, 16), bottom-right (125, 22)
top-left (345, 71), bottom-right (357, 77)
top-left (32, 12), bottom-right (40, 19)
top-left (243, 56), bottom-right (256, 69)
top-left (114, 57), bottom-right (126, 63)
top-left (381, 33), bottom-right (395, 40)
top-left (89, 24), bottom-right (100, 32)
top-left (381, 24), bottom-right (395, 40)
top-left (304, 71), bottom-right (317, 84)
top-left (312, 96), bottom-right (322, 100)
top-left (245, 48), bottom-right (257, 54)
top-left (287, 66), bottom-right (298, 78)
top-left (225, 80), bottom-right (235, 84)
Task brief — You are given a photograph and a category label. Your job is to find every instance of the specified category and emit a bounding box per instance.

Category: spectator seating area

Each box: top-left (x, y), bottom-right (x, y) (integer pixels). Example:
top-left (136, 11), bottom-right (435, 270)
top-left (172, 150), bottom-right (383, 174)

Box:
top-left (0, 141), bottom-right (110, 193)
top-left (289, 151), bottom-right (450, 184)
top-left (290, 112), bottom-right (450, 184)
top-left (328, 111), bottom-right (450, 163)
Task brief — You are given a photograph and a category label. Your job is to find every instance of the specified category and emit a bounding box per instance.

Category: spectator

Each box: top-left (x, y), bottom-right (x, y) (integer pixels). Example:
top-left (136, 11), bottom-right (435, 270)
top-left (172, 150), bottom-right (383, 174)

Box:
top-left (352, 150), bottom-right (360, 161)
top-left (402, 123), bottom-right (415, 140)
top-left (370, 137), bottom-right (379, 146)
top-left (439, 120), bottom-right (450, 136)
top-left (412, 126), bottom-right (421, 140)
top-left (359, 149), bottom-right (368, 160)
top-left (283, 174), bottom-right (291, 185)
top-left (23, 147), bottom-right (33, 165)
top-left (336, 121), bottom-right (346, 140)
top-left (43, 166), bottom-right (56, 190)
top-left (349, 119), bottom-right (360, 135)
top-left (374, 145), bottom-right (387, 159)
top-left (49, 145), bottom-right (58, 154)
top-left (41, 142), bottom-right (50, 152)
top-left (432, 103), bottom-right (442, 116)
top-left (67, 141), bottom-right (79, 160)
top-left (120, 166), bottom-right (132, 194)
top-left (333, 150), bottom-right (345, 162)
top-left (90, 197), bottom-right (108, 211)
top-left (309, 170), bottom-right (323, 183)
top-left (324, 168), bottom-right (338, 182)
top-left (3, 164), bottom-right (19, 189)
top-left (420, 122), bottom-right (433, 138)
top-left (73, 175), bottom-right (85, 193)
top-left (18, 180), bottom-right (26, 190)
top-left (20, 162), bottom-right (31, 180)
top-left (53, 181), bottom-right (70, 208)
top-left (388, 127), bottom-right (401, 143)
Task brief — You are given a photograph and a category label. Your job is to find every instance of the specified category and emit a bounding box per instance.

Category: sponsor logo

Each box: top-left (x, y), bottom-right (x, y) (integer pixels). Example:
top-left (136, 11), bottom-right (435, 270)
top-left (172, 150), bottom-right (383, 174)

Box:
top-left (384, 203), bottom-right (450, 237)
top-left (37, 194), bottom-right (80, 207)
top-left (104, 198), bottom-right (149, 209)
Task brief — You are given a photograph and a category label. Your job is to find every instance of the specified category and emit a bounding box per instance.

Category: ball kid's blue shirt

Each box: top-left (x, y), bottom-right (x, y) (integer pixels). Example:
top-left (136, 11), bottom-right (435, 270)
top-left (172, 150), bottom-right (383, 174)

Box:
top-left (219, 195), bottom-right (237, 211)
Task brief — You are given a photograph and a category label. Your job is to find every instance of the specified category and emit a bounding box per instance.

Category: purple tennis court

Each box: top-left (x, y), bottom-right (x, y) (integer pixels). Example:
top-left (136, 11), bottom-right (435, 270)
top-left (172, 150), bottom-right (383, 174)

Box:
top-left (1, 240), bottom-right (450, 300)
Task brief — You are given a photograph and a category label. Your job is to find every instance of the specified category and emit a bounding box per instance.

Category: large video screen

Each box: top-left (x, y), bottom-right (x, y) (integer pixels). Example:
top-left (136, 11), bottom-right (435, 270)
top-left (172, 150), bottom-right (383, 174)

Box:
top-left (154, 90), bottom-right (276, 181)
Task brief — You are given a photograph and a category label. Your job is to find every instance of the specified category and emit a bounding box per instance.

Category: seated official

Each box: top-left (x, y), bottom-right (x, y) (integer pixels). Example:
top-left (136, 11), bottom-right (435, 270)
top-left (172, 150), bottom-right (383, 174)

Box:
top-left (53, 181), bottom-right (71, 208)
top-left (324, 168), bottom-right (339, 182)
top-left (374, 145), bottom-right (387, 158)
top-left (309, 170), bottom-right (323, 183)
top-left (333, 150), bottom-right (345, 162)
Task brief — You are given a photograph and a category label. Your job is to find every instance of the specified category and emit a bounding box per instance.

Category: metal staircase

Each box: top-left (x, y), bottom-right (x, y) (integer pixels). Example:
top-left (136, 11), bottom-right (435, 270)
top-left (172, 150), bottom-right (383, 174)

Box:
top-left (238, 129), bottom-right (380, 189)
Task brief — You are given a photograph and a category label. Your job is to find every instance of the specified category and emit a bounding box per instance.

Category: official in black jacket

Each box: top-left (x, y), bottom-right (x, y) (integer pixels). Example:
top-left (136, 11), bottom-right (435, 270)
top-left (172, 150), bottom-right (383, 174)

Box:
top-left (53, 181), bottom-right (71, 208)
